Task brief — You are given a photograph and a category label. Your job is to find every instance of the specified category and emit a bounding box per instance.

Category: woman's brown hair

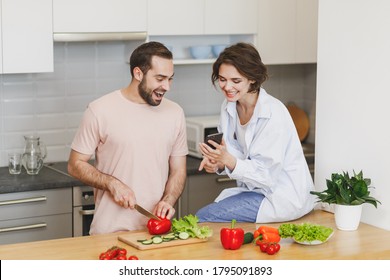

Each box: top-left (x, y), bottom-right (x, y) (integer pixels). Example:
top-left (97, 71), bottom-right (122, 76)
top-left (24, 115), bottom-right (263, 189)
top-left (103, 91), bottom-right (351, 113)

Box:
top-left (211, 42), bottom-right (268, 93)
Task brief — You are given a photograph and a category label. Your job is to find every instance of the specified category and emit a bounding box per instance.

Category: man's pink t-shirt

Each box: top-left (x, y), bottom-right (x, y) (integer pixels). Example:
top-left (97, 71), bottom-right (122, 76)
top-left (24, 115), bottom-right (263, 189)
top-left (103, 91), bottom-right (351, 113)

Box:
top-left (71, 90), bottom-right (188, 234)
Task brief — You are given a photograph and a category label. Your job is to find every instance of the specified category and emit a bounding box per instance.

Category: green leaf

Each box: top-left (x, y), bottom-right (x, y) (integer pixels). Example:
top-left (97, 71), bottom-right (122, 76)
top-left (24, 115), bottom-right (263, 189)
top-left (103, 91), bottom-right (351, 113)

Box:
top-left (171, 214), bottom-right (213, 239)
top-left (310, 170), bottom-right (380, 206)
top-left (278, 223), bottom-right (333, 242)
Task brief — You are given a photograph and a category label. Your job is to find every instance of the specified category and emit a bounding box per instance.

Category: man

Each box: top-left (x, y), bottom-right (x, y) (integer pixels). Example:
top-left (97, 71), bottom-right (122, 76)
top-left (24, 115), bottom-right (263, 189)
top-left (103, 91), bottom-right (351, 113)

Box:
top-left (68, 42), bottom-right (188, 234)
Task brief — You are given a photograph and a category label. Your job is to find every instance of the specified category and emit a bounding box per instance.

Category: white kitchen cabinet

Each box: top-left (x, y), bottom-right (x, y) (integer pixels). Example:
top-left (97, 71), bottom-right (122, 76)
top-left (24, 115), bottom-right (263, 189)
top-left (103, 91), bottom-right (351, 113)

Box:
top-left (0, 3), bottom-right (3, 73)
top-left (0, 188), bottom-right (72, 245)
top-left (148, 0), bottom-right (257, 64)
top-left (257, 0), bottom-right (318, 65)
top-left (148, 0), bottom-right (204, 36)
top-left (1, 0), bottom-right (53, 74)
top-left (53, 0), bottom-right (147, 33)
top-left (295, 0), bottom-right (318, 63)
top-left (179, 173), bottom-right (236, 217)
top-left (148, 0), bottom-right (257, 36)
top-left (204, 0), bottom-right (258, 35)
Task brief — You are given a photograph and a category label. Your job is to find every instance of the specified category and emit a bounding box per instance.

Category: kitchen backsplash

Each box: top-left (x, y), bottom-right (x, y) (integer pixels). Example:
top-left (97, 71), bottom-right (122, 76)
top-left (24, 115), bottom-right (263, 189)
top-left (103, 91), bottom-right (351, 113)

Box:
top-left (0, 41), bottom-right (316, 166)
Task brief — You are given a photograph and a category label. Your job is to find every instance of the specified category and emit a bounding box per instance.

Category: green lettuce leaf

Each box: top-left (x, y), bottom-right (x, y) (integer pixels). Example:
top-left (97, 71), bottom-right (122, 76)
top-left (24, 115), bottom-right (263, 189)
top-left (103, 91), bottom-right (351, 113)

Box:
top-left (278, 223), bottom-right (333, 242)
top-left (171, 214), bottom-right (213, 239)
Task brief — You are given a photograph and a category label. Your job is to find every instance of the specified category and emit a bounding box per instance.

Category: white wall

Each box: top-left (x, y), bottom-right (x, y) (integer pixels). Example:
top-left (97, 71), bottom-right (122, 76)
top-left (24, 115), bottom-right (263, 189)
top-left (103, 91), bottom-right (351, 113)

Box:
top-left (316, 0), bottom-right (390, 230)
top-left (0, 41), bottom-right (316, 166)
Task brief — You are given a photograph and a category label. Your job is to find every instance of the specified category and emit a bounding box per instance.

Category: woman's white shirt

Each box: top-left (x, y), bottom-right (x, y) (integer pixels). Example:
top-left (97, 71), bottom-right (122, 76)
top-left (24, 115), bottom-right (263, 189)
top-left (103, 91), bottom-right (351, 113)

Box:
top-left (215, 88), bottom-right (315, 223)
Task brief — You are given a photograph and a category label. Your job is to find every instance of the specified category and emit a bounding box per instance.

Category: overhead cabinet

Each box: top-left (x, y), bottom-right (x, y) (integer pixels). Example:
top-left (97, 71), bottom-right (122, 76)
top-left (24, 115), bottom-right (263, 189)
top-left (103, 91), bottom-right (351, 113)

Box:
top-left (0, 0), bottom-right (53, 74)
top-left (148, 0), bottom-right (257, 64)
top-left (148, 0), bottom-right (258, 36)
top-left (53, 0), bottom-right (147, 33)
top-left (257, 0), bottom-right (318, 64)
top-left (204, 0), bottom-right (257, 35)
top-left (0, 3), bottom-right (3, 73)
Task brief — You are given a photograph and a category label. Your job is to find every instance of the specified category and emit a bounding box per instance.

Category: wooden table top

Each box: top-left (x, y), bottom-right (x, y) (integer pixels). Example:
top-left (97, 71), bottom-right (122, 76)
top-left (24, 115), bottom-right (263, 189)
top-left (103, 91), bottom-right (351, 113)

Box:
top-left (1, 210), bottom-right (390, 260)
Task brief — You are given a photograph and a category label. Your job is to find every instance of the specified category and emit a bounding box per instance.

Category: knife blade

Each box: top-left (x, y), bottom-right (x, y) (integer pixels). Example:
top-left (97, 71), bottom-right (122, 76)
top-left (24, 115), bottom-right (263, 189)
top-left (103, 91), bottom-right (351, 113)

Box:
top-left (134, 204), bottom-right (161, 220)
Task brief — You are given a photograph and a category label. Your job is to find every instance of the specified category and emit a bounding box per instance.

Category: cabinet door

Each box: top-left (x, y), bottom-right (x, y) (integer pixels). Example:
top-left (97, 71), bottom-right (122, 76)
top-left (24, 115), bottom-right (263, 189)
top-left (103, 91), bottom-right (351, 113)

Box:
top-left (147, 0), bottom-right (204, 35)
top-left (53, 0), bottom-right (147, 32)
top-left (257, 0), bottom-right (296, 64)
top-left (257, 0), bottom-right (318, 64)
top-left (179, 174), bottom-right (236, 217)
top-left (1, 0), bottom-right (53, 73)
top-left (295, 0), bottom-right (318, 63)
top-left (205, 0), bottom-right (258, 35)
top-left (0, 3), bottom-right (3, 73)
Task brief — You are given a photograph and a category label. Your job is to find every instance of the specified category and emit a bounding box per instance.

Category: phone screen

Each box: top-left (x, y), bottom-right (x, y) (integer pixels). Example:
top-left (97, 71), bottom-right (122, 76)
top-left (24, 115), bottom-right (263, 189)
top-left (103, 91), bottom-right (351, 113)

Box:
top-left (205, 132), bottom-right (223, 149)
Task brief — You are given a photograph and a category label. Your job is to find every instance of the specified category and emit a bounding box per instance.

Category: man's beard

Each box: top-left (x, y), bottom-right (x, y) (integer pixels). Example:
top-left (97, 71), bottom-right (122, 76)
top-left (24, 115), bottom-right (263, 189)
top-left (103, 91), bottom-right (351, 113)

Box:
top-left (138, 79), bottom-right (162, 106)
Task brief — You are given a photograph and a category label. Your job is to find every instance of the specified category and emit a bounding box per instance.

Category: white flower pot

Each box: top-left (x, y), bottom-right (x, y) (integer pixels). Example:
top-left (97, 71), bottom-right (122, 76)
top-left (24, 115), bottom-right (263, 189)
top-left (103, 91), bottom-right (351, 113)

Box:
top-left (334, 204), bottom-right (363, 231)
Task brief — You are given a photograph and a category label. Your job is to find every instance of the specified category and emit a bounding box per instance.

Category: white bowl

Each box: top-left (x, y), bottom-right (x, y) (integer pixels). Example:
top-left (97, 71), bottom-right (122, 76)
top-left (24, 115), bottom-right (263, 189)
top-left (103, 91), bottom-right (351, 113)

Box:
top-left (212, 44), bottom-right (227, 57)
top-left (189, 45), bottom-right (212, 59)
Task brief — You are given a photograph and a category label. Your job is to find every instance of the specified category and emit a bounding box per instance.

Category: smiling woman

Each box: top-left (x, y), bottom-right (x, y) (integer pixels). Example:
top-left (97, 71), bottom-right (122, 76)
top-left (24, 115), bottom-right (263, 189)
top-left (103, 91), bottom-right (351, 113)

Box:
top-left (196, 42), bottom-right (315, 224)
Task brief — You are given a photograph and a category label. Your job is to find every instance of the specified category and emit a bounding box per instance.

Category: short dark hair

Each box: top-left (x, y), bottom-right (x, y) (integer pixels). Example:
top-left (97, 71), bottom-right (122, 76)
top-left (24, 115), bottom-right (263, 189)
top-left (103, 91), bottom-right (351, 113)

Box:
top-left (211, 42), bottom-right (268, 93)
top-left (129, 41), bottom-right (173, 77)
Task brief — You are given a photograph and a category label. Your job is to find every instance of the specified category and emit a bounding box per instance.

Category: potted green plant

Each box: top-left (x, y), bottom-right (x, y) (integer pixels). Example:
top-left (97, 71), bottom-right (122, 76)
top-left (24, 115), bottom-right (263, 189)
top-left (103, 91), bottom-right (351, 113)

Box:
top-left (310, 170), bottom-right (381, 231)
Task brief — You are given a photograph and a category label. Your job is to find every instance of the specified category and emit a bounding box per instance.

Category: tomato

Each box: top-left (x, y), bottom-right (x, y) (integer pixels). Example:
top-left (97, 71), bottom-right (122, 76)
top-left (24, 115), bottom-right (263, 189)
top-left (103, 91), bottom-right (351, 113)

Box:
top-left (259, 242), bottom-right (269, 252)
top-left (117, 248), bottom-right (127, 256)
top-left (128, 255), bottom-right (139, 260)
top-left (266, 244), bottom-right (276, 255)
top-left (273, 243), bottom-right (281, 253)
top-left (99, 252), bottom-right (110, 260)
top-left (115, 254), bottom-right (127, 260)
top-left (107, 251), bottom-right (117, 259)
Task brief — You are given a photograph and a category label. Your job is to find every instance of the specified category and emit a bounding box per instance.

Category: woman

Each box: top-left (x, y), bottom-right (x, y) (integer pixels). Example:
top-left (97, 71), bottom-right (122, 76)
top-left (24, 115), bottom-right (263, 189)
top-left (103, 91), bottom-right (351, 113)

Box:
top-left (196, 42), bottom-right (315, 223)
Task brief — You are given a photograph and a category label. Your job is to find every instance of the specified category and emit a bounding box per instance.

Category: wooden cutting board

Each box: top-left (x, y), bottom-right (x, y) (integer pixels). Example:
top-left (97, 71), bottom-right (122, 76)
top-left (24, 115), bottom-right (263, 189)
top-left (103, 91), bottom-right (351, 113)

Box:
top-left (286, 103), bottom-right (310, 142)
top-left (118, 231), bottom-right (208, 250)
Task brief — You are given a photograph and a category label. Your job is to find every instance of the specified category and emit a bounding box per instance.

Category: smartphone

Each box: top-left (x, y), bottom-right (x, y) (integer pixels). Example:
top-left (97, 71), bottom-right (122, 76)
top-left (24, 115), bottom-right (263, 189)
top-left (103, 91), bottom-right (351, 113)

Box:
top-left (205, 132), bottom-right (223, 149)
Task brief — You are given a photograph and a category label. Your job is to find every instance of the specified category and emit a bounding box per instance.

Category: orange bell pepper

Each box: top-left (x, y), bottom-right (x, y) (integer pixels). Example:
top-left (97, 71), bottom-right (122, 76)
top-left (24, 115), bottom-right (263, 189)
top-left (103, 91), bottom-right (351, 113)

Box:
top-left (254, 225), bottom-right (280, 244)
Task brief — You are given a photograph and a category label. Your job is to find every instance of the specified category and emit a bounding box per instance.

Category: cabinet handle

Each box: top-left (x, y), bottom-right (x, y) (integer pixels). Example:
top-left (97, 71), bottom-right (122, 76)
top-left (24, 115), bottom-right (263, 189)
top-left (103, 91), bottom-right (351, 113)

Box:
top-left (0, 223), bottom-right (47, 233)
top-left (216, 177), bottom-right (235, 183)
top-left (0, 196), bottom-right (47, 206)
top-left (79, 209), bottom-right (95, 216)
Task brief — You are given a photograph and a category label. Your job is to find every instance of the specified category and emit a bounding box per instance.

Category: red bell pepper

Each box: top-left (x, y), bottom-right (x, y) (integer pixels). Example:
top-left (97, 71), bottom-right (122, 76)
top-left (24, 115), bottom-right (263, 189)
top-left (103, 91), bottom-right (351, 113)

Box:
top-left (220, 219), bottom-right (244, 250)
top-left (147, 217), bottom-right (171, 235)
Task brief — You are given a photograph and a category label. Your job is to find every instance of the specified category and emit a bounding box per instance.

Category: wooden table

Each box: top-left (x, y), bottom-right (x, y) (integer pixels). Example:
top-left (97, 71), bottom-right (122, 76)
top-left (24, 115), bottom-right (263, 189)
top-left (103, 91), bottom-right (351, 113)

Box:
top-left (1, 210), bottom-right (390, 260)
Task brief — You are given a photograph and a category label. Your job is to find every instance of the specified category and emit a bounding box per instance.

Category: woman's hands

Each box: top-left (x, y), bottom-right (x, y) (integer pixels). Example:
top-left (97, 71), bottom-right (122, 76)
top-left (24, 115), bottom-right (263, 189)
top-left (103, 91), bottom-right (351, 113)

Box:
top-left (198, 139), bottom-right (236, 172)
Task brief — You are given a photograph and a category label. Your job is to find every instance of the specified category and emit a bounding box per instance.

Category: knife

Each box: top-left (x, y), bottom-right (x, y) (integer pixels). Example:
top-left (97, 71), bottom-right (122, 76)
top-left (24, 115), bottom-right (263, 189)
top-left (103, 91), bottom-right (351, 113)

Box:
top-left (134, 204), bottom-right (161, 220)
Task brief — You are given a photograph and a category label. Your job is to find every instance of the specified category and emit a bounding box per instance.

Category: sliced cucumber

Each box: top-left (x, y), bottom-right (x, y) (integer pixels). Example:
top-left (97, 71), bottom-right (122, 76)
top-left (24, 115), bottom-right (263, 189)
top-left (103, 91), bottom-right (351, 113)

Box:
top-left (178, 232), bottom-right (190, 240)
top-left (141, 239), bottom-right (153, 245)
top-left (152, 236), bottom-right (163, 244)
top-left (162, 233), bottom-right (176, 239)
top-left (162, 236), bottom-right (176, 242)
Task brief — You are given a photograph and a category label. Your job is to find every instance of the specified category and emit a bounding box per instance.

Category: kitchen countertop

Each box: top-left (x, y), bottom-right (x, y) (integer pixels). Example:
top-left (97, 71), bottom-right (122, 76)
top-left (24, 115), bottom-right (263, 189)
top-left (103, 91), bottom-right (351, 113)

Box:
top-left (0, 210), bottom-right (389, 260)
top-left (0, 163), bottom-right (79, 194)
top-left (0, 156), bottom-right (204, 194)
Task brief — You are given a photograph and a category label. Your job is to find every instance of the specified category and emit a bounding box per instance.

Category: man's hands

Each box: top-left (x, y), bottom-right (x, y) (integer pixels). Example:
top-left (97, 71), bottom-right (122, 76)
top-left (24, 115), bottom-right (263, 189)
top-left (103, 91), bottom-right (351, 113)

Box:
top-left (154, 200), bottom-right (175, 220)
top-left (107, 177), bottom-right (136, 209)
